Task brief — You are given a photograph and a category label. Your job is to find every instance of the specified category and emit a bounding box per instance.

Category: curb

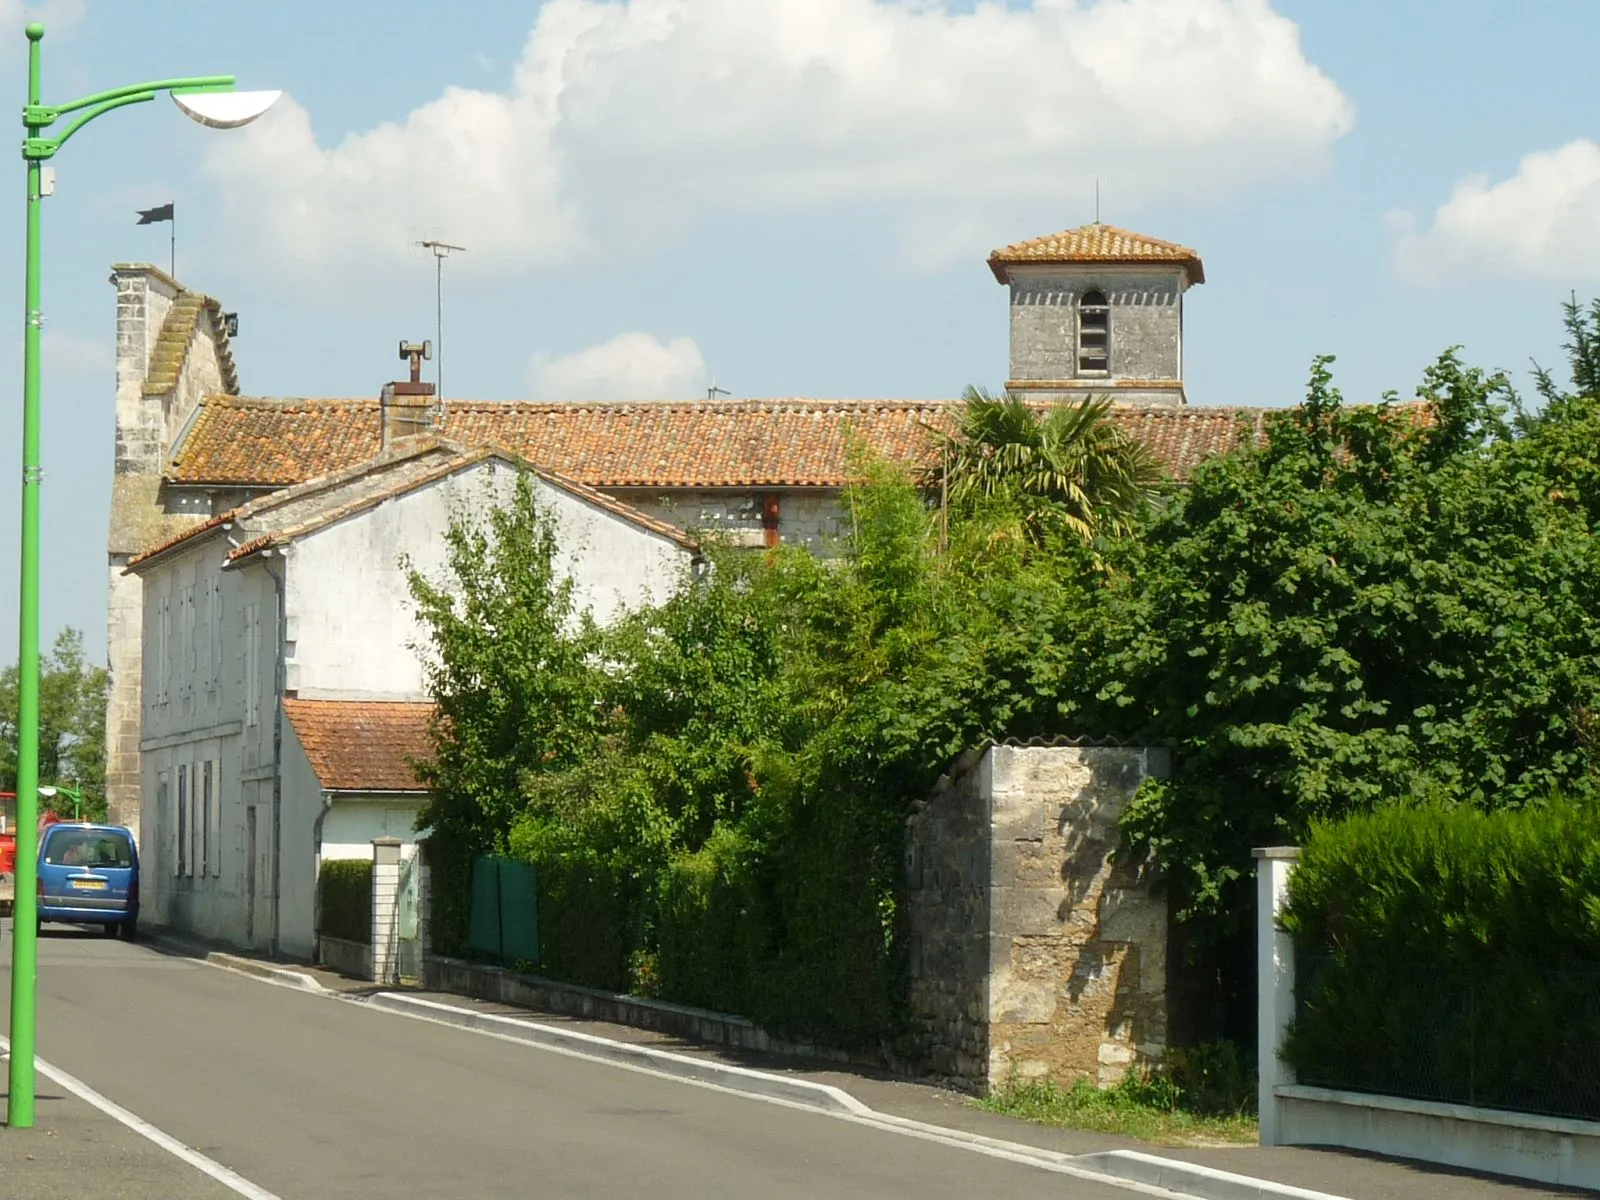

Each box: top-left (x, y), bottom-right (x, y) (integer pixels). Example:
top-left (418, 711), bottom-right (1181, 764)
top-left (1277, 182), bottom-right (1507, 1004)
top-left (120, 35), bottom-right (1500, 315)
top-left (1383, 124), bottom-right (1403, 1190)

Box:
top-left (150, 933), bottom-right (329, 995)
top-left (1071, 1151), bottom-right (1349, 1200)
top-left (360, 992), bottom-right (871, 1117)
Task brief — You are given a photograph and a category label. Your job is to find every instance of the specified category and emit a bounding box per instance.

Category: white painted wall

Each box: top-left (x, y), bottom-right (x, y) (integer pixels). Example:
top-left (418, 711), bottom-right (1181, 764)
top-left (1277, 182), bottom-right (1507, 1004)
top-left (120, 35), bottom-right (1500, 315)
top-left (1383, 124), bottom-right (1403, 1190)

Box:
top-left (284, 461), bottom-right (693, 699)
top-left (321, 799), bottom-right (425, 861)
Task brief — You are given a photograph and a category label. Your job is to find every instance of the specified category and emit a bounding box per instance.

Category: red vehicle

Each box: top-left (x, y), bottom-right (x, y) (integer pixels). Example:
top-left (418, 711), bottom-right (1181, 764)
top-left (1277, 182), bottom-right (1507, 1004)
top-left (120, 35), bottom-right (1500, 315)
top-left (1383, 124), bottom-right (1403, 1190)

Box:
top-left (0, 794), bottom-right (68, 915)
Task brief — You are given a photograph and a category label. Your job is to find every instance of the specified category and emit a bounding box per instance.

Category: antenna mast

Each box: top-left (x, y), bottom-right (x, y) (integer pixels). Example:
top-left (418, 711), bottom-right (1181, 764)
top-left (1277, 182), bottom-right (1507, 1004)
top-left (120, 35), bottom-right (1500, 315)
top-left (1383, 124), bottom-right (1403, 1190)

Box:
top-left (418, 240), bottom-right (465, 414)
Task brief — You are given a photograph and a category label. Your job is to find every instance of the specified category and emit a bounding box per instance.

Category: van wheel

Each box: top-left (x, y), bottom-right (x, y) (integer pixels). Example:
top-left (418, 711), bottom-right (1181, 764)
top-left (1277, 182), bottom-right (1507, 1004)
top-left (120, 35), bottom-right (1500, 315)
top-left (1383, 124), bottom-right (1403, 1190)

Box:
top-left (119, 921), bottom-right (138, 943)
top-left (102, 922), bottom-right (118, 938)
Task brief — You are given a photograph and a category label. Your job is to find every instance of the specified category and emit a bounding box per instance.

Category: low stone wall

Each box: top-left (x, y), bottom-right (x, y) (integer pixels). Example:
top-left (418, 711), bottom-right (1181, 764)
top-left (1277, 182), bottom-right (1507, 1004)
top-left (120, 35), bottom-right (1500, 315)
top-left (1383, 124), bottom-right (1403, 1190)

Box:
top-left (905, 743), bottom-right (1169, 1093)
top-left (423, 955), bottom-right (871, 1068)
top-left (317, 934), bottom-right (372, 981)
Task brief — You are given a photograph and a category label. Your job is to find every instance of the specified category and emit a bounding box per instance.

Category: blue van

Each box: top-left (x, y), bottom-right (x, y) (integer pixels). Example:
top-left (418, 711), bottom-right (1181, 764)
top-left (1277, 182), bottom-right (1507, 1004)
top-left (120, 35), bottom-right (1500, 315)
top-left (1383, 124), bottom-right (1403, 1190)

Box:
top-left (37, 822), bottom-right (140, 940)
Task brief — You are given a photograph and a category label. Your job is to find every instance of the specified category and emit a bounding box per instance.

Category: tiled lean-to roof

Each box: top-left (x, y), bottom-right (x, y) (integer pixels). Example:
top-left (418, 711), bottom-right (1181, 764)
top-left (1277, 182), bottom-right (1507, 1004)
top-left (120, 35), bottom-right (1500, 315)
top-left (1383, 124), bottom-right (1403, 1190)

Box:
top-left (167, 397), bottom-right (1268, 489)
top-left (283, 699), bottom-right (435, 792)
top-left (988, 223), bottom-right (1205, 286)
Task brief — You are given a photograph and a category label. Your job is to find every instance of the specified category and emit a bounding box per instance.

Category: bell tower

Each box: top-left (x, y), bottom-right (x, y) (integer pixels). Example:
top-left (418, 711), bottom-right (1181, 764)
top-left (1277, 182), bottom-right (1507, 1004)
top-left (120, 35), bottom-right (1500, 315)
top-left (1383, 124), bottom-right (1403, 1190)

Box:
top-left (987, 224), bottom-right (1204, 407)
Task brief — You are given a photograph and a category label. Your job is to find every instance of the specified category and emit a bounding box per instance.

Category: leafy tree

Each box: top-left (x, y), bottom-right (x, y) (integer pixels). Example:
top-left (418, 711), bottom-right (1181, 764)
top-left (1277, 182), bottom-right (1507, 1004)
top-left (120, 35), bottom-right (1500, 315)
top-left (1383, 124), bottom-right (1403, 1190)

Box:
top-left (406, 475), bottom-right (608, 947)
top-left (922, 386), bottom-right (1166, 545)
top-left (0, 627), bottom-right (109, 819)
top-left (1092, 350), bottom-right (1600, 953)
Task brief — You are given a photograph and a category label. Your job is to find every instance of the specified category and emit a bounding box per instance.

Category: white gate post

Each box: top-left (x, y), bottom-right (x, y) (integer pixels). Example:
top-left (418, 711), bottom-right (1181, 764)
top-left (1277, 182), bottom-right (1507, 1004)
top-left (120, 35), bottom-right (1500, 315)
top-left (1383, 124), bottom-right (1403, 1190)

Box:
top-left (1254, 846), bottom-right (1300, 1146)
top-left (371, 837), bottom-right (402, 986)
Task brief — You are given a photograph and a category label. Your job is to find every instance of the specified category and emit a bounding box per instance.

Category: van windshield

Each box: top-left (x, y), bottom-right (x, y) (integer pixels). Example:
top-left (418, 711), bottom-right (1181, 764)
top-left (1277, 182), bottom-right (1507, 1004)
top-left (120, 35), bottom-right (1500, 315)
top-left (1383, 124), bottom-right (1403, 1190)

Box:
top-left (44, 829), bottom-right (133, 869)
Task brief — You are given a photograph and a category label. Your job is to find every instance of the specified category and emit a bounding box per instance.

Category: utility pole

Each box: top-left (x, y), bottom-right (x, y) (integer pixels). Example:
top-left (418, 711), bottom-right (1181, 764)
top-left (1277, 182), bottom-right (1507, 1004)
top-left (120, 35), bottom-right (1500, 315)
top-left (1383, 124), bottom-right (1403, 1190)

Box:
top-left (418, 240), bottom-right (464, 414)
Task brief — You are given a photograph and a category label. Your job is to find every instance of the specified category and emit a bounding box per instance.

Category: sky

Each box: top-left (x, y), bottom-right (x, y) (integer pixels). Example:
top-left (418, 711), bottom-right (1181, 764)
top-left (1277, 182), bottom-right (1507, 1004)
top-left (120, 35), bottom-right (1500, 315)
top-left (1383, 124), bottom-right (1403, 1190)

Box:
top-left (1, 0), bottom-right (1599, 663)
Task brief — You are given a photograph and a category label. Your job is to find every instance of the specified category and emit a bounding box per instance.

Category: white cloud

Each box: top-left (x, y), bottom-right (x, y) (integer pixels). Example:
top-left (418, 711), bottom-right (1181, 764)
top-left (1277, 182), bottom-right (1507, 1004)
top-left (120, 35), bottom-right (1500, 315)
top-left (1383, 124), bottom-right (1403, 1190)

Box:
top-left (527, 332), bottom-right (707, 400)
top-left (42, 330), bottom-right (110, 377)
top-left (206, 0), bottom-right (1351, 279)
top-left (1393, 139), bottom-right (1600, 287)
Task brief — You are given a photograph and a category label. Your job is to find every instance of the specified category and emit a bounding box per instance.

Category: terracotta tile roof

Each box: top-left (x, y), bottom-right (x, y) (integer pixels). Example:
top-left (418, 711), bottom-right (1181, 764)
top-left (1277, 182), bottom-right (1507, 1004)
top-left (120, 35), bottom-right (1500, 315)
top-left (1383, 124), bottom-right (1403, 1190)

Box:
top-left (988, 223), bottom-right (1204, 286)
top-left (168, 397), bottom-right (1254, 490)
top-left (284, 699), bottom-right (435, 792)
top-left (145, 292), bottom-right (239, 397)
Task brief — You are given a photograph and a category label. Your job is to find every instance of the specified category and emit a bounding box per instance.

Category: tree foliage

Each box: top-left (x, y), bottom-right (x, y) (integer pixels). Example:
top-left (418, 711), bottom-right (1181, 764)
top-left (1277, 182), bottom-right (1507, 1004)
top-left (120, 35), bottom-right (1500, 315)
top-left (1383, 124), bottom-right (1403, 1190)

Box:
top-left (1099, 347), bottom-right (1600, 938)
top-left (922, 387), bottom-right (1166, 545)
top-left (0, 627), bottom-right (109, 819)
top-left (411, 302), bottom-right (1600, 1047)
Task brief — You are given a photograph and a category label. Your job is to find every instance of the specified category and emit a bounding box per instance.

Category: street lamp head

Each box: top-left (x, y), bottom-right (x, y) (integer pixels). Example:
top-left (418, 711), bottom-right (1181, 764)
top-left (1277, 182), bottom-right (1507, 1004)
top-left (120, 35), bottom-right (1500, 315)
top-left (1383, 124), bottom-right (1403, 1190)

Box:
top-left (36, 786), bottom-right (55, 798)
top-left (171, 89), bottom-right (281, 130)
top-left (25, 23), bottom-right (43, 41)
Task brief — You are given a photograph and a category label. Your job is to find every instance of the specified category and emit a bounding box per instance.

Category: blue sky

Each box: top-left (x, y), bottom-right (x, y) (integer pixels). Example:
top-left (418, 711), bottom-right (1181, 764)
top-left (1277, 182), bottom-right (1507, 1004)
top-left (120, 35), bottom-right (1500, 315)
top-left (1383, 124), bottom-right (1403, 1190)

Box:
top-left (2, 0), bottom-right (1598, 662)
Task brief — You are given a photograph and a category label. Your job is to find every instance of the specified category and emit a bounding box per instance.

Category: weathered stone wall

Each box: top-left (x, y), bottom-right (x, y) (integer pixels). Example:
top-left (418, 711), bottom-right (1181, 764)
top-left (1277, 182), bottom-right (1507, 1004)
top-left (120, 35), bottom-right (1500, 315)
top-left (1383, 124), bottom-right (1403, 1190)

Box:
top-left (1005, 263), bottom-right (1189, 407)
top-left (906, 743), bottom-right (1170, 1093)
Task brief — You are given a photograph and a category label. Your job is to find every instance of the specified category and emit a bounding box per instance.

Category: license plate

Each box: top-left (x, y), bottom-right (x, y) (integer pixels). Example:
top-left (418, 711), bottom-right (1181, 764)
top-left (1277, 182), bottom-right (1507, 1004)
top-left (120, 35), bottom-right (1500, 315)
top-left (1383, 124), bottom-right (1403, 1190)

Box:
top-left (69, 878), bottom-right (107, 890)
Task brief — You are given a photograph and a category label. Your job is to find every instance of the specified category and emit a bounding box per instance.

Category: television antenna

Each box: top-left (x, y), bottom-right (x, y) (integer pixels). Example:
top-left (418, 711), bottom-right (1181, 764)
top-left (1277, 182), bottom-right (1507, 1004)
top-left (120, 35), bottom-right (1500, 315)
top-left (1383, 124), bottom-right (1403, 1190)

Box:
top-left (417, 240), bottom-right (465, 414)
top-left (706, 380), bottom-right (730, 401)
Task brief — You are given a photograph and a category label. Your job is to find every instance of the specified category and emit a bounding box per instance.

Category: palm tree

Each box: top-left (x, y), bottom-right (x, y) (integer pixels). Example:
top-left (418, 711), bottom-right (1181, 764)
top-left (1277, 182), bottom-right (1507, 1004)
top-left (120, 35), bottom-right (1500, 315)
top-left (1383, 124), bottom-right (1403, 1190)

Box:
top-left (923, 386), bottom-right (1166, 545)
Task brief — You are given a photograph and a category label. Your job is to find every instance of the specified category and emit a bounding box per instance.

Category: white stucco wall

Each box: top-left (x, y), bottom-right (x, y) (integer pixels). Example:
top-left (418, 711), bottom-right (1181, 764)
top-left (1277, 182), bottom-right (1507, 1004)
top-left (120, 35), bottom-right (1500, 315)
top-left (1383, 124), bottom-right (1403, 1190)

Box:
top-left (321, 799), bottom-right (425, 861)
top-left (284, 461), bottom-right (693, 700)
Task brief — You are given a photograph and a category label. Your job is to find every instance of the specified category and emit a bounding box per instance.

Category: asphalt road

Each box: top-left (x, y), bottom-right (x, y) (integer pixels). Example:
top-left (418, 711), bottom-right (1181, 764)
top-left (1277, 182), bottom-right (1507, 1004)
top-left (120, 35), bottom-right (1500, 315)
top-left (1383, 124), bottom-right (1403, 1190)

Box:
top-left (0, 922), bottom-right (1139, 1199)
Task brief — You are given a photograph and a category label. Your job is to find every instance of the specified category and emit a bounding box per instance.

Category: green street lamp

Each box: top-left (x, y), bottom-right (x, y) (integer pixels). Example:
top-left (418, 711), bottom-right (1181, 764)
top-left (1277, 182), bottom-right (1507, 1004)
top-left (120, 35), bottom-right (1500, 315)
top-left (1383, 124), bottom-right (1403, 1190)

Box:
top-left (36, 785), bottom-right (81, 821)
top-left (8, 23), bottom-right (278, 1130)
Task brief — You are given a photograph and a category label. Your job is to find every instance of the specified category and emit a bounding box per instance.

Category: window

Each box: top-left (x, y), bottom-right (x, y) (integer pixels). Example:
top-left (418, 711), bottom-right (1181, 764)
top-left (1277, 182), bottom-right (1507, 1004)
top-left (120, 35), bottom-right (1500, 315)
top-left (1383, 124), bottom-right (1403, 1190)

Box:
top-left (44, 828), bottom-right (133, 868)
top-left (156, 595), bottom-right (172, 706)
top-left (245, 604), bottom-right (260, 727)
top-left (176, 765), bottom-right (188, 876)
top-left (208, 579), bottom-right (224, 707)
top-left (208, 761), bottom-right (222, 877)
top-left (1078, 288), bottom-right (1110, 374)
top-left (201, 761), bottom-right (213, 878)
top-left (158, 772), bottom-right (171, 875)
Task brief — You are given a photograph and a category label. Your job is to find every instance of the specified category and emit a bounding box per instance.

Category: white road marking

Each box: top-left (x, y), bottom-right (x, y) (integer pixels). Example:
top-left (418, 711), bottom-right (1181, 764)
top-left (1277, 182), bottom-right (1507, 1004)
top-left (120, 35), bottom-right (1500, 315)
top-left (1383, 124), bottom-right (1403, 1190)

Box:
top-left (0, 1034), bottom-right (283, 1200)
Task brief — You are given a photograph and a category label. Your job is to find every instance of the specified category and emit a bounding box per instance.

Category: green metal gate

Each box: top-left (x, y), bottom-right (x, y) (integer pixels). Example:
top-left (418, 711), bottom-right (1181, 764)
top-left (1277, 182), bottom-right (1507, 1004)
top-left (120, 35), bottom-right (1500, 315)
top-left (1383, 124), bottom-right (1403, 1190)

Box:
top-left (466, 855), bottom-right (540, 966)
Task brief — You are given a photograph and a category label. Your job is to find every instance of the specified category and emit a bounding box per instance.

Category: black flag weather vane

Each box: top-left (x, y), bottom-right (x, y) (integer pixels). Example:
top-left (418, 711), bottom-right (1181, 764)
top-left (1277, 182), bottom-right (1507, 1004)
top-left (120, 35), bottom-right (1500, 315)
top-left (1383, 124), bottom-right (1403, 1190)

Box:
top-left (136, 202), bottom-right (175, 277)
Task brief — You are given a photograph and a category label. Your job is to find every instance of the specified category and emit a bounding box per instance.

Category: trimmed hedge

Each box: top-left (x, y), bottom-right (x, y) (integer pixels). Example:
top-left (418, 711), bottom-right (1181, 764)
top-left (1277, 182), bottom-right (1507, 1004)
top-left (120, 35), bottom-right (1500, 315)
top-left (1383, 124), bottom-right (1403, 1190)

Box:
top-left (317, 858), bottom-right (373, 945)
top-left (1280, 801), bottom-right (1600, 1119)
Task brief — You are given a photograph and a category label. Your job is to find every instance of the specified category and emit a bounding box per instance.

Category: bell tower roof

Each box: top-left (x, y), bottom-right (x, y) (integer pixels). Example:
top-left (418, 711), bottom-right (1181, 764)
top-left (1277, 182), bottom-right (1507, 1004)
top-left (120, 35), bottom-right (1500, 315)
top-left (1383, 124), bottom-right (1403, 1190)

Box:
top-left (988, 223), bottom-right (1204, 287)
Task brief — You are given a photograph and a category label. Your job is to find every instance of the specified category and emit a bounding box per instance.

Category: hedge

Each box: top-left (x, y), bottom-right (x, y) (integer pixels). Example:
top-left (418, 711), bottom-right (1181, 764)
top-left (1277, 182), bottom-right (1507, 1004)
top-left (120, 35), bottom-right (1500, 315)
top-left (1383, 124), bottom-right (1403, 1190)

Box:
top-left (317, 858), bottom-right (373, 944)
top-left (1280, 801), bottom-right (1600, 1119)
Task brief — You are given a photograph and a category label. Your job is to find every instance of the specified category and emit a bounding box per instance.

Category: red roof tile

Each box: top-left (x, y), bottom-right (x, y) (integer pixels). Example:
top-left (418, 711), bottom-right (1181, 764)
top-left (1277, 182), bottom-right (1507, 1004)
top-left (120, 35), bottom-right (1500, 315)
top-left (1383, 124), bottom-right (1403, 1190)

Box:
top-left (284, 699), bottom-right (435, 792)
top-left (988, 223), bottom-right (1205, 285)
top-left (168, 397), bottom-right (1266, 489)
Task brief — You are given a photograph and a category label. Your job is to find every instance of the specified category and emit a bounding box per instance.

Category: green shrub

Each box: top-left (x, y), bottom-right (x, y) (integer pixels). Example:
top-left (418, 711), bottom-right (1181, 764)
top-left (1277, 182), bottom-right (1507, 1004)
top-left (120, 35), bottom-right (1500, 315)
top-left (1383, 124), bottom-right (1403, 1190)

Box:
top-left (317, 859), bottom-right (373, 944)
top-left (1281, 800), bottom-right (1600, 1118)
top-left (656, 825), bottom-right (771, 1014)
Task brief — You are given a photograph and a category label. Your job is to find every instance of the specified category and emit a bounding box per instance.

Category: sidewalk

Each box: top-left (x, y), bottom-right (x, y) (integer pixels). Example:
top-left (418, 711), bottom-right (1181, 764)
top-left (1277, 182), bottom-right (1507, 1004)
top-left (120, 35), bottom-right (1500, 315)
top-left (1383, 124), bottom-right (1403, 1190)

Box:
top-left (157, 930), bottom-right (1589, 1200)
top-left (0, 1081), bottom-right (241, 1200)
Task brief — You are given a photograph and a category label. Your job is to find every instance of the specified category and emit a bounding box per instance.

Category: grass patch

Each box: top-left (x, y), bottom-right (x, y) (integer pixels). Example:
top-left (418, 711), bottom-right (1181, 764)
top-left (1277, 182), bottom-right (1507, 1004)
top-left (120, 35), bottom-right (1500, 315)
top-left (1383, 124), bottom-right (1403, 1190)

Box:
top-left (978, 1043), bottom-right (1259, 1147)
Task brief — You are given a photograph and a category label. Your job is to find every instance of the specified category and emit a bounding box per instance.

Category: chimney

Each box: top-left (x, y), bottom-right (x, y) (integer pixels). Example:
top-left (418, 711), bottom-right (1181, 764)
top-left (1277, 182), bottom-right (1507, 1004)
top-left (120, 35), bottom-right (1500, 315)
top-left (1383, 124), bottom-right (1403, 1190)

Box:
top-left (381, 339), bottom-right (436, 450)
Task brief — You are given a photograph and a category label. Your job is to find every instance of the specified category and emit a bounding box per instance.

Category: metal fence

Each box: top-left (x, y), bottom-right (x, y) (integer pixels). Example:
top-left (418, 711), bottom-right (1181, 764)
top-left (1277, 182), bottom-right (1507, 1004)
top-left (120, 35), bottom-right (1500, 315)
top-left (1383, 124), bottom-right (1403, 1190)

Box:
top-left (466, 854), bottom-right (540, 967)
top-left (1289, 951), bottom-right (1600, 1122)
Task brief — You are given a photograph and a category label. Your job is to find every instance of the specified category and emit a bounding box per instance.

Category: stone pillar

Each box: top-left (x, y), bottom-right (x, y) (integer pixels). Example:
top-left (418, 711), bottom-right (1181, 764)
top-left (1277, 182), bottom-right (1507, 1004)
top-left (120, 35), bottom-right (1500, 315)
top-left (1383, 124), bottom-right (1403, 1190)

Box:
top-left (371, 838), bottom-right (402, 986)
top-left (416, 845), bottom-right (432, 959)
top-left (1254, 846), bottom-right (1300, 1146)
top-left (906, 743), bottom-right (1171, 1093)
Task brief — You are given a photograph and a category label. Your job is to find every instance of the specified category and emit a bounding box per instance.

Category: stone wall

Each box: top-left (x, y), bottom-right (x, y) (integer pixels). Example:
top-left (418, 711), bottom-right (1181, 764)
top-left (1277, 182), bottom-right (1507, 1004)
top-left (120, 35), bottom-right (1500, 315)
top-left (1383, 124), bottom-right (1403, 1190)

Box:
top-left (905, 743), bottom-right (1170, 1093)
top-left (1005, 263), bottom-right (1188, 407)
